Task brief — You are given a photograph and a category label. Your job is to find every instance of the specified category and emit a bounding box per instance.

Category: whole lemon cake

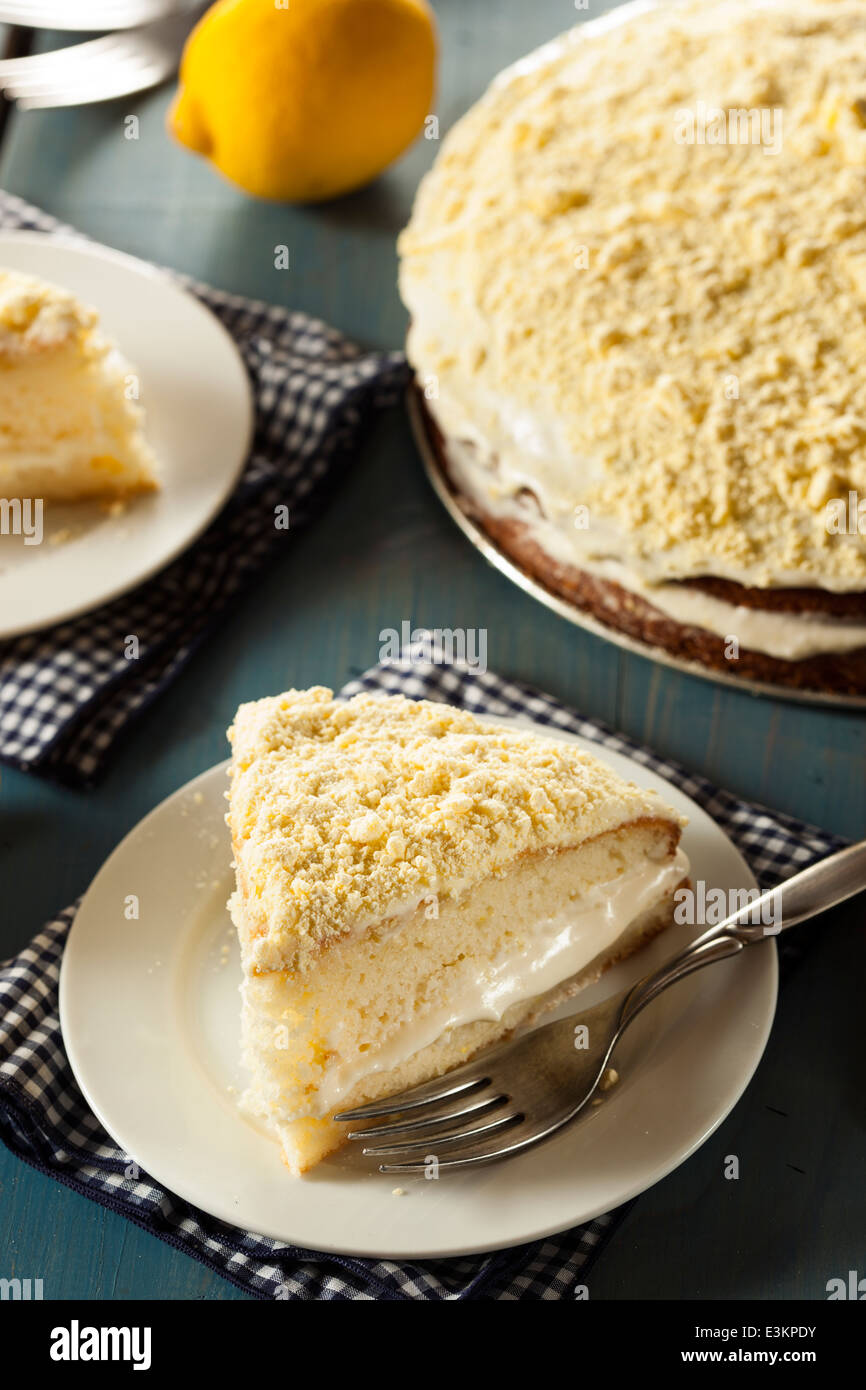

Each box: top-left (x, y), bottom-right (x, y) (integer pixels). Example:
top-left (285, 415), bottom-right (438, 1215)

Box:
top-left (227, 687), bottom-right (687, 1175)
top-left (0, 269), bottom-right (158, 502)
top-left (399, 0), bottom-right (866, 696)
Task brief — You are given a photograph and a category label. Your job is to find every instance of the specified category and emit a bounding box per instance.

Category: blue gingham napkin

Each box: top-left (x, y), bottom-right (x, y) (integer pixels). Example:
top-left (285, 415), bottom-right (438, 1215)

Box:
top-left (0, 651), bottom-right (846, 1300)
top-left (0, 190), bottom-right (408, 784)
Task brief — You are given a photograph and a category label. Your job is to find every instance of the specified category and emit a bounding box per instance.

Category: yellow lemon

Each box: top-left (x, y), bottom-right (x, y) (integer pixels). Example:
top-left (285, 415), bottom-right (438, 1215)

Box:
top-left (168, 0), bottom-right (436, 202)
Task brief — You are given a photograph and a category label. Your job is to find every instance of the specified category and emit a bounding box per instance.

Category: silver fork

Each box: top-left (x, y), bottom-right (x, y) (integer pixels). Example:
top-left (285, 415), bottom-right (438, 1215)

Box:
top-left (0, 11), bottom-right (195, 108)
top-left (0, 0), bottom-right (191, 29)
top-left (336, 838), bottom-right (866, 1173)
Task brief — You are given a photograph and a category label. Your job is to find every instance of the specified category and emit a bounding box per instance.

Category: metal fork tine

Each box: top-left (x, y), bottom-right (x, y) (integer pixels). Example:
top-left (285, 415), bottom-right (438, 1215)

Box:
top-left (17, 71), bottom-right (165, 108)
top-left (362, 1111), bottom-right (524, 1159)
top-left (0, 15), bottom-right (189, 108)
top-left (0, 0), bottom-right (185, 29)
top-left (0, 36), bottom-right (121, 79)
top-left (379, 1148), bottom-right (521, 1175)
top-left (346, 1092), bottom-right (509, 1143)
top-left (377, 1123), bottom-right (545, 1173)
top-left (1, 61), bottom-right (128, 97)
top-left (333, 1069), bottom-right (492, 1122)
top-left (6, 53), bottom-right (143, 98)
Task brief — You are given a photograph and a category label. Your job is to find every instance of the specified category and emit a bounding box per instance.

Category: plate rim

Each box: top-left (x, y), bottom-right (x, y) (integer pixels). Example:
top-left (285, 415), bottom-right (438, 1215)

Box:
top-left (0, 229), bottom-right (255, 639)
top-left (59, 721), bottom-right (779, 1258)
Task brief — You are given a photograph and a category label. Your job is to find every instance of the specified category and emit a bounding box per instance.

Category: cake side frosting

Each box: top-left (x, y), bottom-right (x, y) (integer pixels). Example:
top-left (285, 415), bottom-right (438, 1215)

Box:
top-left (399, 0), bottom-right (866, 591)
top-left (227, 687), bottom-right (683, 966)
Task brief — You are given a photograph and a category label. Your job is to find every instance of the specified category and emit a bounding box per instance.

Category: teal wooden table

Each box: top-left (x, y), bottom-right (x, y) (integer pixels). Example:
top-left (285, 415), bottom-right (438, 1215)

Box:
top-left (1, 1), bottom-right (864, 1301)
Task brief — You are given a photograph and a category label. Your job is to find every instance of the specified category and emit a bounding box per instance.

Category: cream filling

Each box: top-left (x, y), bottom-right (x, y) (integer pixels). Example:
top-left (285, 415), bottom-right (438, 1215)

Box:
top-left (436, 424), bottom-right (866, 662)
top-left (313, 846), bottom-right (688, 1112)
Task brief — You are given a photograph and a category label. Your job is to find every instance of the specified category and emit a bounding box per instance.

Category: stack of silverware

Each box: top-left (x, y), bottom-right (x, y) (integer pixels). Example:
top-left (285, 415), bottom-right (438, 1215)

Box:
top-left (0, 0), bottom-right (201, 108)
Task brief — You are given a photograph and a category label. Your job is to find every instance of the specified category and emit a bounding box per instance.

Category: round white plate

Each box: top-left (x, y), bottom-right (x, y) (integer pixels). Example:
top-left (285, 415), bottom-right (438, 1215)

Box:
top-left (0, 231), bottom-right (254, 638)
top-left (60, 720), bottom-right (777, 1259)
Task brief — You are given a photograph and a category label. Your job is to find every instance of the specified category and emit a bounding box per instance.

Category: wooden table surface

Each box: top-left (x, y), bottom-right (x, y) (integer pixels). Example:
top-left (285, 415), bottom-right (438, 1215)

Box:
top-left (1, 0), bottom-right (864, 1300)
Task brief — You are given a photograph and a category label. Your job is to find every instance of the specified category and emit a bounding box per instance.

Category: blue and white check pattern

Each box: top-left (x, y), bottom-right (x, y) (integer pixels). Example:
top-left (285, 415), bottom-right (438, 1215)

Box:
top-left (0, 191), bottom-right (408, 784)
top-left (0, 650), bottom-right (846, 1301)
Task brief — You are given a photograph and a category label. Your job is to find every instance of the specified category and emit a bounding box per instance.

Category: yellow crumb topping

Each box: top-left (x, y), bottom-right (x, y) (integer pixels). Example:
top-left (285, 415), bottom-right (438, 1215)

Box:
top-left (227, 687), bottom-right (680, 967)
top-left (399, 0), bottom-right (866, 588)
top-left (0, 269), bottom-right (94, 359)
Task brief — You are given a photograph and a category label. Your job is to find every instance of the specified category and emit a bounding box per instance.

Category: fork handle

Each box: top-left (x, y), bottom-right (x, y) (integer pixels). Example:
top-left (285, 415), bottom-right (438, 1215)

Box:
top-left (702, 836), bottom-right (866, 945)
top-left (618, 932), bottom-right (744, 1030)
top-left (618, 838), bottom-right (866, 1031)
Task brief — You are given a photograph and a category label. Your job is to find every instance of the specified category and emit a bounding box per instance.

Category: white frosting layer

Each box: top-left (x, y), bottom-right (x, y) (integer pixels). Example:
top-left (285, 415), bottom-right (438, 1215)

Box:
top-left (438, 422), bottom-right (866, 662)
top-left (315, 846), bottom-right (689, 1112)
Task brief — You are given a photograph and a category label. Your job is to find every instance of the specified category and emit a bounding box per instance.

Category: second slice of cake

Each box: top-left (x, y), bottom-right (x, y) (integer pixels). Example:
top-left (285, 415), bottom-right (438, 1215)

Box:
top-left (227, 687), bottom-right (688, 1175)
top-left (0, 268), bottom-right (159, 502)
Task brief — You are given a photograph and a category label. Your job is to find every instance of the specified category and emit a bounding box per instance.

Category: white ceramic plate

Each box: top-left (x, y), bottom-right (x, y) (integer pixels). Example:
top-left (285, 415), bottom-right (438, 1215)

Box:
top-left (60, 720), bottom-right (777, 1259)
top-left (0, 232), bottom-right (253, 638)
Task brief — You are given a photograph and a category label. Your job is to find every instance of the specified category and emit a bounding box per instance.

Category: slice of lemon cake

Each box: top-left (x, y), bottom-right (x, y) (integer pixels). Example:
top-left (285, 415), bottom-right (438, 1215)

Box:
top-left (227, 687), bottom-right (688, 1175)
top-left (0, 268), bottom-right (158, 501)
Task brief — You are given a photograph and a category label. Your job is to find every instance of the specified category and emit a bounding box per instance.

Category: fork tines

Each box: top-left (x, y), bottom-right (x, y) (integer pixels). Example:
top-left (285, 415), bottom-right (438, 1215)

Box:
top-left (0, 0), bottom-right (187, 31)
top-left (0, 13), bottom-right (193, 110)
top-left (334, 1066), bottom-right (530, 1173)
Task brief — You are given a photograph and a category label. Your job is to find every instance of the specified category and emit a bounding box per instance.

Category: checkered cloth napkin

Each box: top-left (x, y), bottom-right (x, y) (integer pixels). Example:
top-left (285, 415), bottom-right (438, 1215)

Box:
top-left (0, 190), bottom-right (408, 784)
top-left (0, 651), bottom-right (846, 1300)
